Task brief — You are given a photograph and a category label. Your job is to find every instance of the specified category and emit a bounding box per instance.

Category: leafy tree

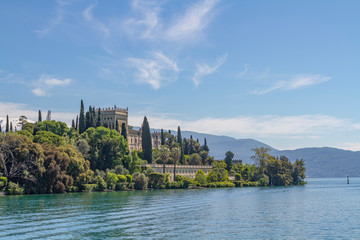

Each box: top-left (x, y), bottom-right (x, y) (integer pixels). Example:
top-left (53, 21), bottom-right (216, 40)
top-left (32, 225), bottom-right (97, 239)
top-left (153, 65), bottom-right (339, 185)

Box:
top-left (84, 127), bottom-right (129, 171)
top-left (37, 144), bottom-right (73, 194)
top-left (38, 110), bottom-right (42, 122)
top-left (292, 159), bottom-right (306, 185)
top-left (34, 131), bottom-right (65, 147)
top-left (206, 161), bottom-right (229, 182)
top-left (189, 153), bottom-right (202, 165)
top-left (159, 145), bottom-right (170, 173)
top-left (35, 120), bottom-right (69, 136)
top-left (79, 100), bottom-right (86, 134)
top-left (171, 146), bottom-right (181, 180)
top-left (121, 123), bottom-right (127, 140)
top-left (141, 116), bottom-right (152, 163)
top-left (251, 147), bottom-right (272, 174)
top-left (224, 151), bottom-right (234, 171)
top-left (0, 134), bottom-right (44, 185)
top-left (19, 115), bottom-right (28, 129)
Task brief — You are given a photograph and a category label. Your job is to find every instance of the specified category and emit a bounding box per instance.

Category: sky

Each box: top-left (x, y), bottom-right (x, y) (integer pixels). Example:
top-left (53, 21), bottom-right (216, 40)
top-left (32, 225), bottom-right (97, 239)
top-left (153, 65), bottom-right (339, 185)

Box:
top-left (1, 0), bottom-right (360, 151)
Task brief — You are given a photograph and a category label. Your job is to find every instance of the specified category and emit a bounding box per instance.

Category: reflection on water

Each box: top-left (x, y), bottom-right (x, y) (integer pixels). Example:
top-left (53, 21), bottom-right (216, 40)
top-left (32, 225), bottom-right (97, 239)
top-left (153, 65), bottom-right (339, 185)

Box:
top-left (1, 178), bottom-right (360, 239)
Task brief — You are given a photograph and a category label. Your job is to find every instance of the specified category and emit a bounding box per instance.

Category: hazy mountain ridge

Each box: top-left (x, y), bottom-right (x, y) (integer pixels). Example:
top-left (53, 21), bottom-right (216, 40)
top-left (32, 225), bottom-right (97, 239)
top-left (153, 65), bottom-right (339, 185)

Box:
top-left (159, 129), bottom-right (360, 178)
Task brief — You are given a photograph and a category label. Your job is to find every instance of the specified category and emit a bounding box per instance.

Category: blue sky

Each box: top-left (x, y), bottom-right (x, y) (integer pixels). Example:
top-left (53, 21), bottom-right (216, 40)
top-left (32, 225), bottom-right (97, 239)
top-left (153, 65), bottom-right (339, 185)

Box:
top-left (1, 0), bottom-right (360, 151)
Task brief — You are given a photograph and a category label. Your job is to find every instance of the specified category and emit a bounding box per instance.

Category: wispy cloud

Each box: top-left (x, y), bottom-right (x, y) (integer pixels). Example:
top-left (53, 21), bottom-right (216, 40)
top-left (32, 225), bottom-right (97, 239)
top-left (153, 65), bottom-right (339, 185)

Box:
top-left (83, 3), bottom-right (110, 39)
top-left (35, 0), bottom-right (69, 36)
top-left (166, 0), bottom-right (220, 41)
top-left (123, 0), bottom-right (219, 42)
top-left (252, 74), bottom-right (330, 95)
top-left (123, 0), bottom-right (161, 39)
top-left (32, 74), bottom-right (72, 96)
top-left (237, 64), bottom-right (248, 78)
top-left (127, 52), bottom-right (179, 90)
top-left (192, 53), bottom-right (227, 87)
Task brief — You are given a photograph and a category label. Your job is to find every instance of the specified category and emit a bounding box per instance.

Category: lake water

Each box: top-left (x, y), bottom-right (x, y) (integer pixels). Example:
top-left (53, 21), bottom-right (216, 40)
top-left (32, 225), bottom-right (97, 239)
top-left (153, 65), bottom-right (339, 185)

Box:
top-left (1, 178), bottom-right (359, 239)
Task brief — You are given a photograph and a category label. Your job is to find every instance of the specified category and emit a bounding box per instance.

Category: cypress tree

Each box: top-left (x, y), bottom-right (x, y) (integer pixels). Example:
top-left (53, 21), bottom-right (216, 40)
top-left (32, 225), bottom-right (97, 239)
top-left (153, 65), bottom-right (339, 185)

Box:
top-left (38, 110), bottom-right (42, 122)
top-left (115, 120), bottom-right (119, 131)
top-left (177, 126), bottom-right (184, 165)
top-left (141, 116), bottom-right (152, 163)
top-left (71, 119), bottom-right (75, 128)
top-left (196, 138), bottom-right (199, 144)
top-left (6, 115), bottom-right (9, 132)
top-left (202, 138), bottom-right (209, 151)
top-left (190, 135), bottom-right (193, 140)
top-left (85, 111), bottom-right (91, 129)
top-left (121, 122), bottom-right (127, 140)
top-left (75, 115), bottom-right (79, 130)
top-left (92, 107), bottom-right (96, 127)
top-left (168, 129), bottom-right (171, 134)
top-left (10, 122), bottom-right (13, 132)
top-left (96, 109), bottom-right (101, 127)
top-left (79, 100), bottom-right (86, 134)
top-left (0, 124), bottom-right (2, 132)
top-left (161, 129), bottom-right (165, 145)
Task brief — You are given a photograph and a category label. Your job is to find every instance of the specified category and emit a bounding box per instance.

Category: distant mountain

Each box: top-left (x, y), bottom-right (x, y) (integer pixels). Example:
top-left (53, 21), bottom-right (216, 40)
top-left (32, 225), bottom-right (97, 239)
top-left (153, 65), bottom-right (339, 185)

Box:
top-left (150, 128), bottom-right (360, 178)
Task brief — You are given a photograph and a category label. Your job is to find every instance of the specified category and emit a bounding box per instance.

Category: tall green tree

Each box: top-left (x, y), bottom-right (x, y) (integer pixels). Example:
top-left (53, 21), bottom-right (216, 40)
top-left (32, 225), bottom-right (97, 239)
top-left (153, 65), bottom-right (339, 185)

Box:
top-left (85, 111), bottom-right (91, 130)
top-left (38, 110), bottom-right (42, 122)
top-left (224, 151), bottom-right (234, 171)
top-left (91, 107), bottom-right (96, 127)
top-left (141, 116), bottom-right (152, 163)
top-left (79, 100), bottom-right (86, 134)
top-left (6, 115), bottom-right (9, 132)
top-left (202, 138), bottom-right (209, 152)
top-left (71, 119), bottom-right (75, 128)
top-left (121, 122), bottom-right (127, 140)
top-left (159, 145), bottom-right (170, 173)
top-left (10, 122), bottom-right (13, 132)
top-left (75, 115), bottom-right (79, 130)
top-left (161, 129), bottom-right (165, 145)
top-left (177, 126), bottom-right (184, 164)
top-left (96, 109), bottom-right (101, 127)
top-left (116, 120), bottom-right (119, 132)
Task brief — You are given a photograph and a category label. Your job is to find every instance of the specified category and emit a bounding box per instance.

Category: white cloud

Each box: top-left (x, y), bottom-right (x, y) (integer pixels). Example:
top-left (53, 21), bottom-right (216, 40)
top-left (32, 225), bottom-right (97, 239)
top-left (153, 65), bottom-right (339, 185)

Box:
top-left (123, 0), bottom-right (161, 39)
top-left (335, 142), bottom-right (360, 151)
top-left (192, 53), bottom-right (227, 87)
top-left (252, 74), bottom-right (330, 95)
top-left (123, 0), bottom-right (219, 42)
top-left (127, 52), bottom-right (179, 89)
top-left (166, 0), bottom-right (219, 41)
top-left (83, 4), bottom-right (110, 38)
top-left (32, 74), bottom-right (72, 97)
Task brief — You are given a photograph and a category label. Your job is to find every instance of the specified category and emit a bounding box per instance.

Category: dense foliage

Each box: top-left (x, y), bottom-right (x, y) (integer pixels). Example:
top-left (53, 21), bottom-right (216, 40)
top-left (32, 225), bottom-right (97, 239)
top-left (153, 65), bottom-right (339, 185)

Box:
top-left (0, 106), bottom-right (306, 195)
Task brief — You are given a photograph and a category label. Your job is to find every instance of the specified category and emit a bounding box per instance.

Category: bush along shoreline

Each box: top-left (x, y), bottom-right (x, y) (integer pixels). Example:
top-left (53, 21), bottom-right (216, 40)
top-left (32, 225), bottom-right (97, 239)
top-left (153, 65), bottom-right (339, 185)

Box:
top-left (0, 110), bottom-right (305, 196)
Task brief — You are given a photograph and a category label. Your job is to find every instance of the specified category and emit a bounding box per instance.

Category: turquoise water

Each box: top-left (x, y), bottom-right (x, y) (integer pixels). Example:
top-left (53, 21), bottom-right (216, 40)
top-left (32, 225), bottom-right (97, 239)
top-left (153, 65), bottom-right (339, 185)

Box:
top-left (1, 178), bottom-right (359, 239)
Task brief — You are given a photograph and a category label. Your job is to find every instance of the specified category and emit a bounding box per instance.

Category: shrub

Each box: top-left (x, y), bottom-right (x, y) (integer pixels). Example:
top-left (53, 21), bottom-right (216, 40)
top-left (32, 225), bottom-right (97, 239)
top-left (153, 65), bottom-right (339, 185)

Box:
top-left (207, 182), bottom-right (235, 188)
top-left (106, 172), bottom-right (118, 190)
top-left (117, 175), bottom-right (127, 183)
top-left (134, 173), bottom-right (148, 190)
top-left (67, 186), bottom-right (79, 192)
top-left (148, 172), bottom-right (169, 189)
top-left (235, 173), bottom-right (242, 181)
top-left (7, 182), bottom-right (24, 195)
top-left (126, 175), bottom-right (132, 183)
top-left (242, 181), bottom-right (259, 187)
top-left (234, 181), bottom-right (243, 187)
top-left (115, 182), bottom-right (127, 191)
top-left (94, 176), bottom-right (107, 191)
top-left (0, 177), bottom-right (8, 188)
top-left (194, 170), bottom-right (206, 186)
top-left (82, 184), bottom-right (96, 192)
